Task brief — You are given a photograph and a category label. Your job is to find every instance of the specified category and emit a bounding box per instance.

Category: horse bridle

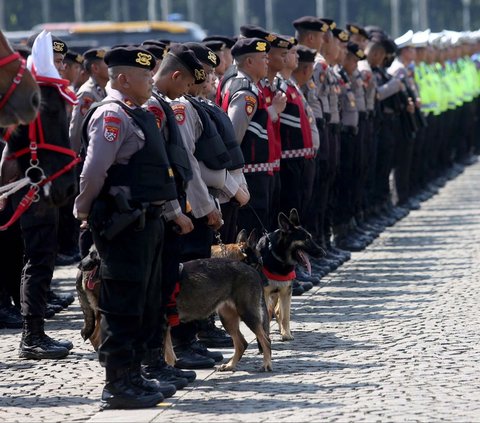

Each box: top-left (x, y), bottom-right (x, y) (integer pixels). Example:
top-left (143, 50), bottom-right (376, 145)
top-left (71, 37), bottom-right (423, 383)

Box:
top-left (0, 52), bottom-right (26, 111)
top-left (0, 96), bottom-right (81, 231)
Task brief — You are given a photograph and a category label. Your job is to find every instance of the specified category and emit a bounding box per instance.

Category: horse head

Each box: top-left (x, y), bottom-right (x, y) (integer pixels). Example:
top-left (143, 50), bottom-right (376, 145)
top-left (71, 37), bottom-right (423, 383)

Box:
top-left (0, 30), bottom-right (40, 126)
top-left (6, 85), bottom-right (79, 208)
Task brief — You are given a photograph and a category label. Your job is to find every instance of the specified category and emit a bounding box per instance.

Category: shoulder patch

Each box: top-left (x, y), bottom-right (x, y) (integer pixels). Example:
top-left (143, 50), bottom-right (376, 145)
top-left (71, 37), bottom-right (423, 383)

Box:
top-left (171, 104), bottom-right (186, 125)
top-left (148, 105), bottom-right (165, 129)
top-left (104, 125), bottom-right (119, 142)
top-left (244, 94), bottom-right (257, 116)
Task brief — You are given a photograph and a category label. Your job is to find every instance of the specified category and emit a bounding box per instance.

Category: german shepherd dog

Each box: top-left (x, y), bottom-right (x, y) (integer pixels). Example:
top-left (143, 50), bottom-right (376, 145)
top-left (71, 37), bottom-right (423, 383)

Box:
top-left (211, 228), bottom-right (261, 268)
top-left (77, 245), bottom-right (272, 372)
top-left (259, 209), bottom-right (325, 341)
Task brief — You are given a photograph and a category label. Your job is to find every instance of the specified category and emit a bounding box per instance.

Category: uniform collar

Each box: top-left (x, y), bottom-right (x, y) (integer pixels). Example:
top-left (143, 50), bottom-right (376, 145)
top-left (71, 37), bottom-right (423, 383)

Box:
top-left (106, 84), bottom-right (139, 108)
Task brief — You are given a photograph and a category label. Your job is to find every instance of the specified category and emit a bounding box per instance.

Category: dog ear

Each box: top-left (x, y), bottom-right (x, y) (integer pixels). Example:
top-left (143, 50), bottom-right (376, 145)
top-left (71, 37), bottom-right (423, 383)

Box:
top-left (248, 228), bottom-right (258, 248)
top-left (278, 212), bottom-right (293, 232)
top-left (289, 208), bottom-right (300, 226)
top-left (236, 229), bottom-right (247, 244)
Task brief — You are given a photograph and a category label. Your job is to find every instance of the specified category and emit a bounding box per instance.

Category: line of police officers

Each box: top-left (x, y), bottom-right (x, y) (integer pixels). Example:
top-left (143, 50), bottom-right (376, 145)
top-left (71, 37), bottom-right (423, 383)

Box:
top-left (4, 16), bottom-right (479, 409)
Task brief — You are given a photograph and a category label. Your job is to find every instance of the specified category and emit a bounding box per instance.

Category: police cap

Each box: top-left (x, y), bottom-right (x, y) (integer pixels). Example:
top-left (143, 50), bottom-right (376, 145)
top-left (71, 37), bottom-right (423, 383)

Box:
top-left (27, 33), bottom-right (68, 55)
top-left (346, 42), bottom-right (366, 59)
top-left (319, 18), bottom-right (337, 30)
top-left (346, 23), bottom-right (369, 38)
top-left (240, 24), bottom-right (271, 39)
top-left (266, 33), bottom-right (294, 49)
top-left (332, 28), bottom-right (350, 43)
top-left (64, 50), bottom-right (84, 65)
top-left (292, 16), bottom-right (329, 33)
top-left (184, 42), bottom-right (220, 68)
top-left (202, 40), bottom-right (225, 52)
top-left (231, 37), bottom-right (271, 57)
top-left (296, 45), bottom-right (317, 63)
top-left (167, 43), bottom-right (206, 84)
top-left (203, 35), bottom-right (236, 49)
top-left (141, 41), bottom-right (168, 60)
top-left (104, 46), bottom-right (156, 70)
top-left (83, 48), bottom-right (107, 62)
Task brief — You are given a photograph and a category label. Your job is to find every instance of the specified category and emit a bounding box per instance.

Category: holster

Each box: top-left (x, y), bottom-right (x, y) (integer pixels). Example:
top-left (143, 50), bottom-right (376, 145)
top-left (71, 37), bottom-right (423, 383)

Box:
top-left (89, 192), bottom-right (145, 241)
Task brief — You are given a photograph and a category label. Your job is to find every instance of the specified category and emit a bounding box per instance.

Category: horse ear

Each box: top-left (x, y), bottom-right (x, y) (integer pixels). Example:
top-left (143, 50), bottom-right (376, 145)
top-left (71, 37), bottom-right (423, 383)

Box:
top-left (236, 229), bottom-right (247, 244)
top-left (278, 212), bottom-right (293, 232)
top-left (289, 208), bottom-right (300, 226)
top-left (248, 228), bottom-right (258, 247)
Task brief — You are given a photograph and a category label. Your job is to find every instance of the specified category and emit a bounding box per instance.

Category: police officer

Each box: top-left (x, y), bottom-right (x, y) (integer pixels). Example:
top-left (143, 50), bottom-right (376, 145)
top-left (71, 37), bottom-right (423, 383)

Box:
top-left (74, 46), bottom-right (177, 409)
top-left (62, 50), bottom-right (84, 90)
top-left (69, 48), bottom-right (109, 154)
top-left (219, 37), bottom-right (275, 234)
top-left (5, 32), bottom-right (76, 360)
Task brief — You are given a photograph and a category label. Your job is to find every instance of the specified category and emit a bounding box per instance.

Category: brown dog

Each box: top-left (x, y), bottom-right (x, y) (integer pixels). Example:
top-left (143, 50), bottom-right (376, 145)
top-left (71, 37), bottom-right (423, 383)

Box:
top-left (77, 245), bottom-right (272, 372)
top-left (76, 248), bottom-right (102, 350)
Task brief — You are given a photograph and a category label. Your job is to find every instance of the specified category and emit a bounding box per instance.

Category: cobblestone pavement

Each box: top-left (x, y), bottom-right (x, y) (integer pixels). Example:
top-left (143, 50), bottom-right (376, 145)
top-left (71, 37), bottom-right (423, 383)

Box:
top-left (2, 163), bottom-right (480, 422)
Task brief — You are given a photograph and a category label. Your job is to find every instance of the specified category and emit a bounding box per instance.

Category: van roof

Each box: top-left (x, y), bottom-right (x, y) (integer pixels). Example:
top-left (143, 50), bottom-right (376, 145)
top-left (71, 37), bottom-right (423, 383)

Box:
top-left (33, 20), bottom-right (189, 34)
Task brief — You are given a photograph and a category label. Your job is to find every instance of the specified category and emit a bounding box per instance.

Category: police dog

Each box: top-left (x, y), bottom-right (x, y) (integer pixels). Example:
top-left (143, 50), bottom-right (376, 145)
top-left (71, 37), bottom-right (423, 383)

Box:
top-left (211, 228), bottom-right (261, 268)
top-left (259, 209), bottom-right (325, 341)
top-left (76, 248), bottom-right (102, 350)
top-left (77, 247), bottom-right (272, 372)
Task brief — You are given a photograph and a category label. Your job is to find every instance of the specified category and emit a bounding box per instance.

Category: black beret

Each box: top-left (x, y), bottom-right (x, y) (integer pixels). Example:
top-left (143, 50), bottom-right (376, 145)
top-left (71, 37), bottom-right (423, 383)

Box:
top-left (292, 16), bottom-right (329, 33)
top-left (240, 24), bottom-right (271, 39)
top-left (346, 42), bottom-right (366, 59)
top-left (332, 28), bottom-right (350, 43)
top-left (83, 48), bottom-right (107, 62)
top-left (13, 44), bottom-right (31, 60)
top-left (167, 44), bottom-right (206, 84)
top-left (184, 42), bottom-right (219, 67)
top-left (265, 33), bottom-right (293, 49)
top-left (296, 45), bottom-right (317, 63)
top-left (203, 35), bottom-right (236, 49)
top-left (158, 39), bottom-right (172, 46)
top-left (27, 33), bottom-right (68, 54)
top-left (64, 50), bottom-right (84, 65)
top-left (231, 37), bottom-right (271, 57)
top-left (381, 38), bottom-right (398, 54)
top-left (141, 42), bottom-right (168, 60)
top-left (283, 35), bottom-right (298, 47)
top-left (319, 18), bottom-right (336, 30)
top-left (346, 23), bottom-right (369, 38)
top-left (202, 40), bottom-right (225, 52)
top-left (104, 46), bottom-right (156, 70)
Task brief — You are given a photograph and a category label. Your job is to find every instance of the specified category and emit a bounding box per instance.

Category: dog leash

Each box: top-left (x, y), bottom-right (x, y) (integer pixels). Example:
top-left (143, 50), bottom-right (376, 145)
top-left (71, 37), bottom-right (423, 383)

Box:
top-left (245, 203), bottom-right (269, 237)
top-left (214, 231), bottom-right (227, 257)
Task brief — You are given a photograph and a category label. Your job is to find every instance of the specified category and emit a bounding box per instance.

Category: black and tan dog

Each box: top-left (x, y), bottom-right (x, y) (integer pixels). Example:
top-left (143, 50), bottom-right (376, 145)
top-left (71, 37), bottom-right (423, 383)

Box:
top-left (258, 209), bottom-right (325, 341)
top-left (77, 245), bottom-right (272, 372)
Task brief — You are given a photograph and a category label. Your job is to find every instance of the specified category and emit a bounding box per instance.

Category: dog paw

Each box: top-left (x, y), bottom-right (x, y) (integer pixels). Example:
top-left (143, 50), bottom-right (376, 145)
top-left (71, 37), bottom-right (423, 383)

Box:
top-left (218, 363), bottom-right (236, 372)
top-left (259, 364), bottom-right (273, 372)
top-left (281, 334), bottom-right (294, 341)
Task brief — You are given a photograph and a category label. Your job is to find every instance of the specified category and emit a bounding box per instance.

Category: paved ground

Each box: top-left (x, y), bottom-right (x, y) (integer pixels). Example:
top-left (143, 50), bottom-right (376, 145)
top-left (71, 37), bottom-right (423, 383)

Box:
top-left (2, 162), bottom-right (480, 422)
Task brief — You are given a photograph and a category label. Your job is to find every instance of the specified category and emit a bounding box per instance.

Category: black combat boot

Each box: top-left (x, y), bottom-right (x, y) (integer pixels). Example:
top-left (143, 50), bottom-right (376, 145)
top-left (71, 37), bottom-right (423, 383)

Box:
top-left (129, 364), bottom-right (176, 398)
top-left (142, 348), bottom-right (192, 388)
top-left (197, 314), bottom-right (233, 348)
top-left (18, 317), bottom-right (70, 359)
top-left (102, 368), bottom-right (164, 409)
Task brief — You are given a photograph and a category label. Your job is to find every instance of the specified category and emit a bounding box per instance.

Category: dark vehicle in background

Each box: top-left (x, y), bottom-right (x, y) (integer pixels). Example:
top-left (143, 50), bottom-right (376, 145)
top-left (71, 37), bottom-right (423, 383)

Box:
top-left (5, 20), bottom-right (207, 52)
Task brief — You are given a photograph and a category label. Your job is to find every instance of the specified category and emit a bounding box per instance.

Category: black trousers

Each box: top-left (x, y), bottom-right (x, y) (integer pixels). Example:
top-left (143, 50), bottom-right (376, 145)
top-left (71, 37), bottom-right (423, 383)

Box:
top-left (219, 200), bottom-right (239, 244)
top-left (0, 202), bottom-right (24, 307)
top-left (57, 196), bottom-right (79, 255)
top-left (238, 172), bottom-right (272, 234)
top-left (373, 115), bottom-right (396, 207)
top-left (11, 192), bottom-right (58, 318)
top-left (279, 158), bottom-right (305, 217)
top-left (393, 120), bottom-right (415, 205)
top-left (333, 130), bottom-right (356, 226)
top-left (93, 216), bottom-right (164, 370)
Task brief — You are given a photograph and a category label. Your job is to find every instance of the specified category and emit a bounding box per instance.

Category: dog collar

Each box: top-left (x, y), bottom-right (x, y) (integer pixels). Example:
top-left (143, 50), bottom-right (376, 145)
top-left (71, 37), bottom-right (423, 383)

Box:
top-left (262, 266), bottom-right (296, 281)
